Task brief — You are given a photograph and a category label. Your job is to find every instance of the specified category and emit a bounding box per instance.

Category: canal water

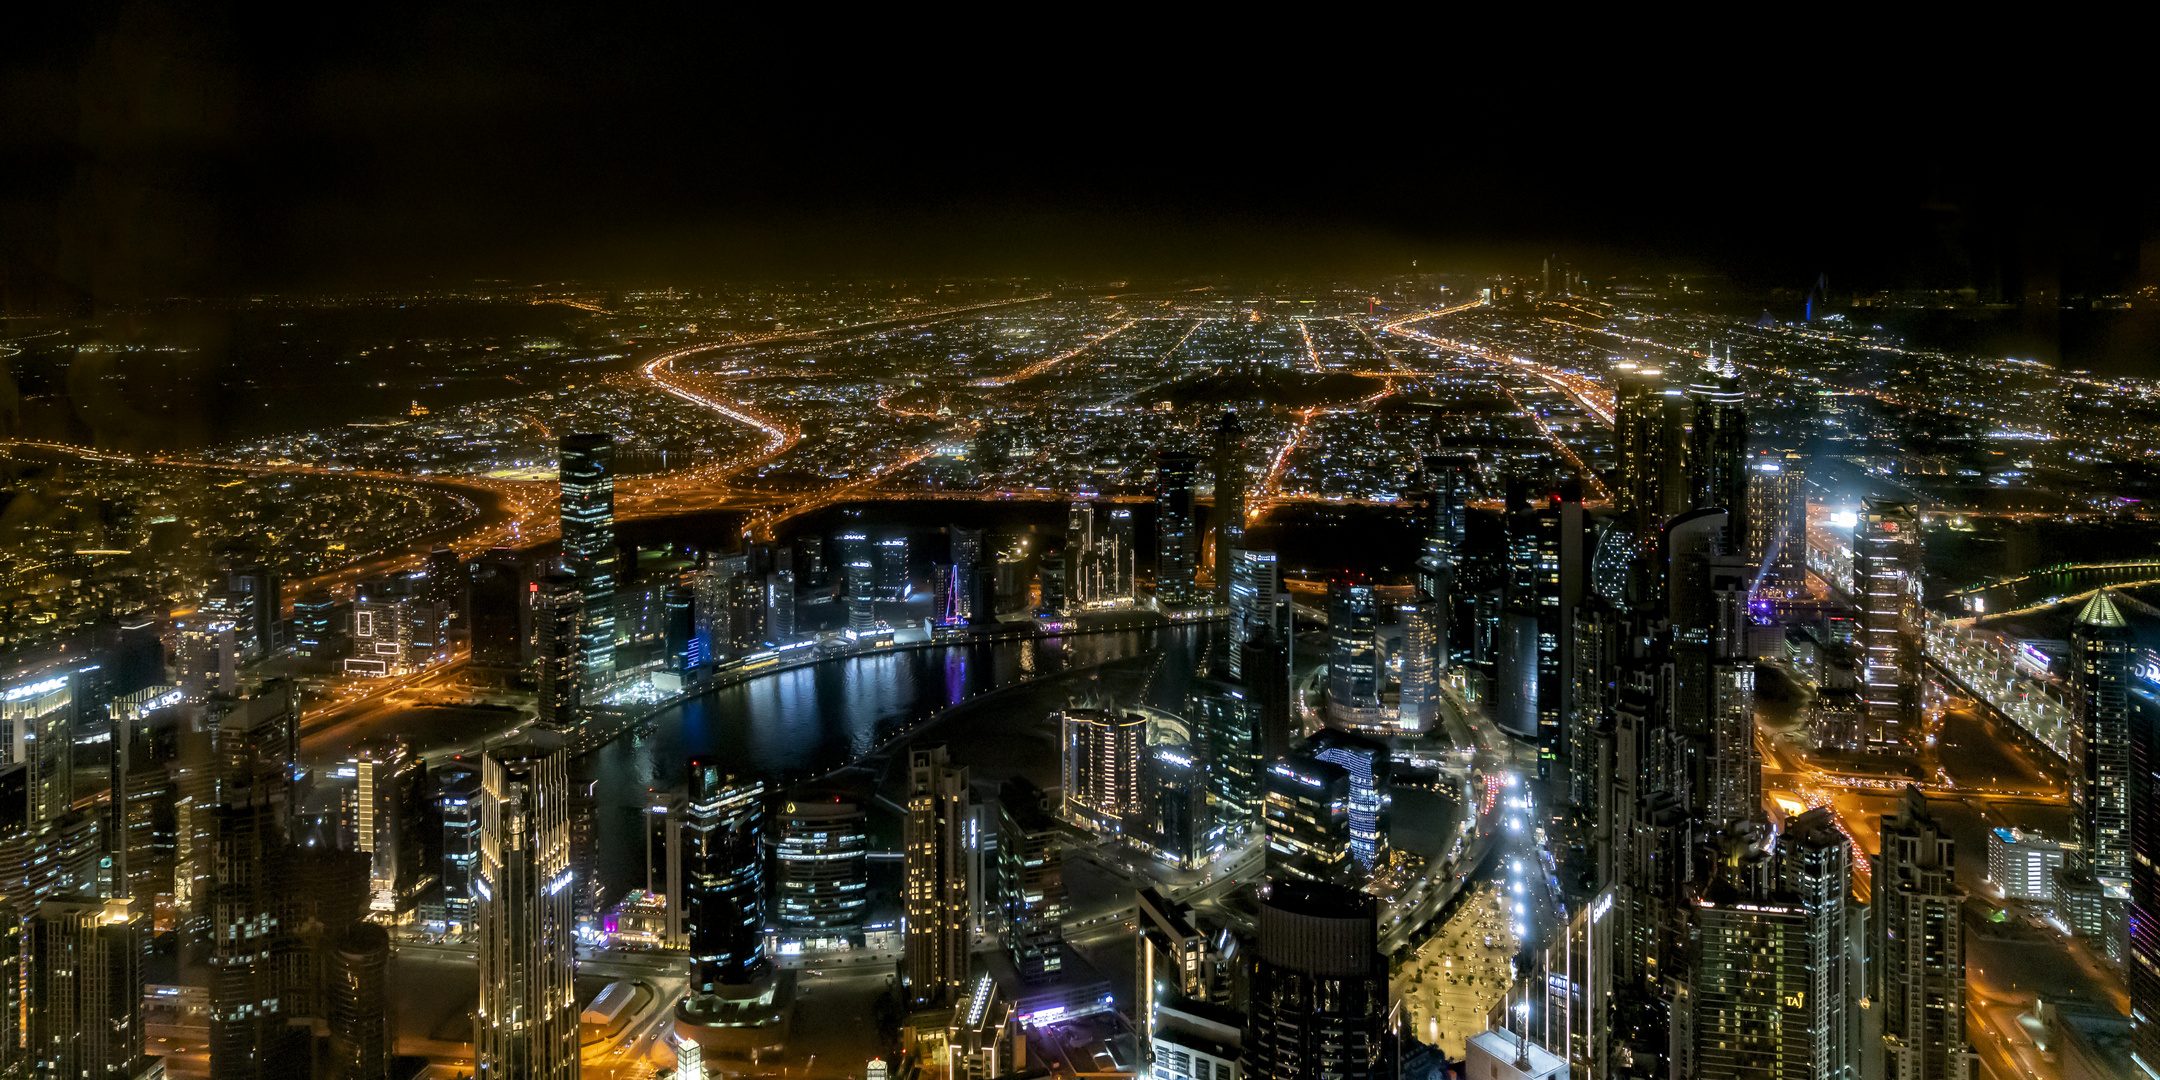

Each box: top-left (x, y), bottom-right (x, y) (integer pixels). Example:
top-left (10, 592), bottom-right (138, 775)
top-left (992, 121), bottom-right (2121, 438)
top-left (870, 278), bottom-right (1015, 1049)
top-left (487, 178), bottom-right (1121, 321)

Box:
top-left (580, 623), bottom-right (1222, 898)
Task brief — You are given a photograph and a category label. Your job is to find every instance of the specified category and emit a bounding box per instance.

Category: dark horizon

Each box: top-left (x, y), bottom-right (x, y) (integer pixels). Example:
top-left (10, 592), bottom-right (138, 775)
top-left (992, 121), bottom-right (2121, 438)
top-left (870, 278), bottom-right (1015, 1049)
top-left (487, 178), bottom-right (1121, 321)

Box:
top-left (6, 4), bottom-right (2153, 305)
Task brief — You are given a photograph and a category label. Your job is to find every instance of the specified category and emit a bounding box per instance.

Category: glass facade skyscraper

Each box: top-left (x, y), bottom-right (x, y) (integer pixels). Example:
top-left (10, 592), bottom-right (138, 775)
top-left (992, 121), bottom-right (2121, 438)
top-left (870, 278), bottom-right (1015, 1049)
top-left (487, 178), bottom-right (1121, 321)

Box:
top-left (558, 433), bottom-right (618, 691)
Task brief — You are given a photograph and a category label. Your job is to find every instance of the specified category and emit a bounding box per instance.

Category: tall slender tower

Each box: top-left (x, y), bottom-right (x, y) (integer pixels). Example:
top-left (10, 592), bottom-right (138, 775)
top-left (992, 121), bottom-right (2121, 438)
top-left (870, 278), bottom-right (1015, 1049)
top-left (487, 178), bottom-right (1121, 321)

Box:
top-left (475, 733), bottom-right (578, 1080)
top-left (682, 761), bottom-right (766, 992)
top-left (1872, 786), bottom-right (1968, 1080)
top-left (1854, 498), bottom-right (1922, 750)
top-left (2072, 590), bottom-right (2133, 926)
top-left (1156, 452), bottom-right (1200, 606)
top-left (1213, 411), bottom-right (1246, 605)
top-left (904, 746), bottom-right (972, 1008)
top-left (1687, 358), bottom-right (1749, 548)
top-left (558, 433), bottom-right (618, 690)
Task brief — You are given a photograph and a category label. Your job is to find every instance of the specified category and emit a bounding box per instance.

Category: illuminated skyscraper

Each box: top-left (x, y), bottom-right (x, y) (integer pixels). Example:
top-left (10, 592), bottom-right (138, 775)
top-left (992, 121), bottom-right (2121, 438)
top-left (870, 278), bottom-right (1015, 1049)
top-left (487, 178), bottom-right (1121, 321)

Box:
top-left (1156, 452), bottom-right (1200, 606)
top-left (2071, 590), bottom-right (2133, 929)
top-left (1745, 451), bottom-right (1808, 598)
top-left (1687, 359), bottom-right (1748, 546)
top-left (1325, 583), bottom-right (1380, 723)
top-left (1307, 728), bottom-right (1387, 871)
top-left (775, 790), bottom-right (870, 933)
top-left (1212, 410), bottom-right (1246, 605)
top-left (1190, 677), bottom-right (1261, 846)
top-left (1263, 755), bottom-right (1351, 884)
top-left (951, 525), bottom-right (986, 622)
top-left (845, 560), bottom-right (877, 633)
top-left (878, 536), bottom-right (911, 599)
top-left (682, 760), bottom-right (766, 990)
top-left (996, 778), bottom-right (1065, 982)
top-left (26, 895), bottom-right (142, 1080)
top-left (1227, 548), bottom-right (1279, 680)
top-left (1853, 498), bottom-right (1921, 749)
top-left (475, 733), bottom-right (578, 1080)
top-left (1871, 786), bottom-right (1967, 1080)
top-left (1398, 599), bottom-right (1440, 732)
top-left (532, 571), bottom-right (582, 725)
top-left (904, 746), bottom-right (972, 1009)
top-left (1061, 706), bottom-right (1145, 839)
top-left (558, 433), bottom-right (618, 689)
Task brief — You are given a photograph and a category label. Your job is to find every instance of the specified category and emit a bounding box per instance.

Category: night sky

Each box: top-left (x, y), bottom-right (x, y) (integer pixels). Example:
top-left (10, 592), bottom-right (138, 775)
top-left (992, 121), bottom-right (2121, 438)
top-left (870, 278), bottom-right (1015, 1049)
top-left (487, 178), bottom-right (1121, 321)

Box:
top-left (4, 4), bottom-right (2150, 302)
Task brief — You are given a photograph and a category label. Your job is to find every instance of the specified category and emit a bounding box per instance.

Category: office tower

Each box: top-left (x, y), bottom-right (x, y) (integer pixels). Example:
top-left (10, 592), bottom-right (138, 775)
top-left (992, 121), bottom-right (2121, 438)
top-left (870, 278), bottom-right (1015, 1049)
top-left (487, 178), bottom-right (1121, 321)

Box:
top-left (1687, 359), bottom-right (1749, 545)
top-left (1508, 491), bottom-right (1583, 776)
top-left (204, 555), bottom-right (281, 661)
top-left (1306, 729), bottom-right (1387, 872)
top-left (1615, 366), bottom-right (1694, 547)
top-left (27, 895), bottom-right (142, 1079)
top-left (474, 733), bottom-right (578, 1080)
top-left (292, 588), bottom-right (342, 663)
top-left (1398, 598), bottom-right (1440, 733)
top-left (206, 794), bottom-right (294, 1078)
top-left (997, 777), bottom-right (1065, 982)
top-left (2073, 590), bottom-right (2133, 920)
top-left (1745, 452), bottom-right (1807, 598)
top-left (879, 536), bottom-right (911, 599)
top-left (1103, 507), bottom-right (1137, 600)
top-left (836, 530), bottom-right (873, 575)
top-left (1061, 704), bottom-right (1146, 839)
top-left (724, 570), bottom-right (766, 652)
top-left (1157, 451), bottom-right (1201, 606)
top-left (559, 432), bottom-right (618, 688)
top-left (1240, 623), bottom-right (1295, 763)
top-left (1872, 786), bottom-right (1967, 1080)
top-left (468, 550), bottom-right (529, 667)
top-left (1263, 755), bottom-right (1351, 884)
top-left (951, 525), bottom-right (986, 623)
top-left (1213, 410), bottom-right (1246, 604)
top-left (665, 583), bottom-right (697, 671)
top-left (174, 610), bottom-right (239, 701)
top-left (1247, 880), bottom-right (1390, 1080)
top-left (1035, 553), bottom-right (1065, 614)
top-left (437, 764), bottom-right (482, 936)
top-left (1494, 609), bottom-right (1540, 740)
top-left (1228, 549), bottom-right (1280, 680)
top-left (1191, 677), bottom-right (1261, 847)
top-left (1854, 498), bottom-right (1921, 749)
top-left (1418, 451), bottom-right (1475, 598)
top-left (532, 571), bottom-right (582, 725)
top-left (1147, 736), bottom-right (1212, 869)
top-left (794, 534), bottom-right (826, 587)
top-left (905, 747), bottom-right (972, 1008)
top-left (764, 554), bottom-right (795, 643)
top-left (1569, 597), bottom-right (1620, 814)
top-left (351, 573), bottom-right (450, 676)
top-left (329, 922), bottom-right (394, 1080)
top-left (681, 761), bottom-right (765, 989)
top-left (846, 560), bottom-right (877, 633)
top-left (1325, 582), bottom-right (1381, 723)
